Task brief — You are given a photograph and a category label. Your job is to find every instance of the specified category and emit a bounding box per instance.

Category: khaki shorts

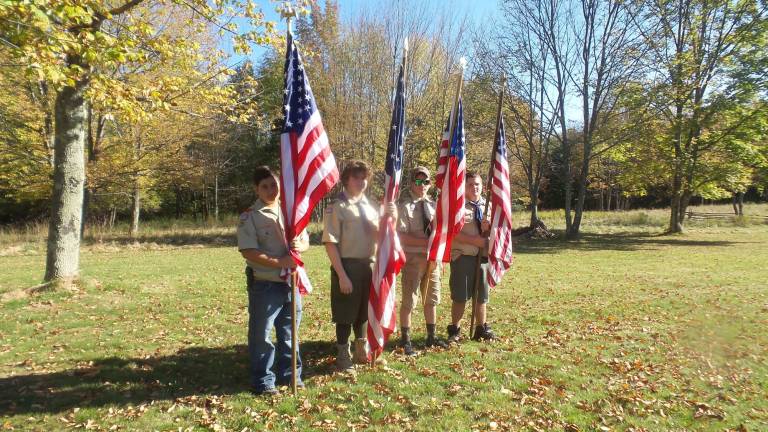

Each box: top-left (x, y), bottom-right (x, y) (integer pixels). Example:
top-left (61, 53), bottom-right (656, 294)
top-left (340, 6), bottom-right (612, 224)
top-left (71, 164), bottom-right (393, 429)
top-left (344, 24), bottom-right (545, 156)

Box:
top-left (399, 253), bottom-right (441, 315)
top-left (449, 254), bottom-right (489, 304)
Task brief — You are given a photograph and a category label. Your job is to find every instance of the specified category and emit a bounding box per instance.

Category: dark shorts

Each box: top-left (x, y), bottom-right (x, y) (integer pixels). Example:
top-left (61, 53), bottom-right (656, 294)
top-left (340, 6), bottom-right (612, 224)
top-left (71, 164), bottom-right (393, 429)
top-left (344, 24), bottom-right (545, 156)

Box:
top-left (331, 258), bottom-right (374, 324)
top-left (449, 255), bottom-right (490, 304)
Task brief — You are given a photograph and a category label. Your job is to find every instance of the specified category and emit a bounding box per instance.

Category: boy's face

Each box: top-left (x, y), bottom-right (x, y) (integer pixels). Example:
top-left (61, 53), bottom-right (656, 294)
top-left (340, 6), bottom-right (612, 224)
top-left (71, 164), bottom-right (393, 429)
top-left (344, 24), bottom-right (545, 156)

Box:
top-left (345, 173), bottom-right (368, 197)
top-left (466, 175), bottom-right (483, 202)
top-left (254, 175), bottom-right (279, 204)
top-left (411, 174), bottom-right (430, 198)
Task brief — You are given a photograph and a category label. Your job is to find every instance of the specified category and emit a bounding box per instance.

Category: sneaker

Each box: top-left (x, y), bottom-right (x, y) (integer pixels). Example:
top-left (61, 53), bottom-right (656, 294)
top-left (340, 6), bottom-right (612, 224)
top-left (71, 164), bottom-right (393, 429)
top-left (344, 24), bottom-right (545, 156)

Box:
top-left (336, 343), bottom-right (354, 371)
top-left (472, 323), bottom-right (496, 341)
top-left (425, 334), bottom-right (448, 349)
top-left (447, 324), bottom-right (461, 344)
top-left (251, 386), bottom-right (279, 396)
top-left (276, 379), bottom-right (305, 389)
top-left (400, 339), bottom-right (416, 356)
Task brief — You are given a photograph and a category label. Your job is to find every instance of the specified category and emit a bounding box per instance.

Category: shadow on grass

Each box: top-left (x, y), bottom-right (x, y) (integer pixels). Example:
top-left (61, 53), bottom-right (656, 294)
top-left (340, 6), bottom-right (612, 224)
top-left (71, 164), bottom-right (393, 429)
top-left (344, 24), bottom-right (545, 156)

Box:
top-left (0, 341), bottom-right (337, 416)
top-left (514, 231), bottom-right (737, 254)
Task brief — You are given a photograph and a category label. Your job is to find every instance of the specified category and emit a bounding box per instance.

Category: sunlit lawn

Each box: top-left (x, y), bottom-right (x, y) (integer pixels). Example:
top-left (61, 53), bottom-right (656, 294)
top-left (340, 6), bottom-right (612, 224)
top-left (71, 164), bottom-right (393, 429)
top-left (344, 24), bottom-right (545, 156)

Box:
top-left (1, 206), bottom-right (767, 431)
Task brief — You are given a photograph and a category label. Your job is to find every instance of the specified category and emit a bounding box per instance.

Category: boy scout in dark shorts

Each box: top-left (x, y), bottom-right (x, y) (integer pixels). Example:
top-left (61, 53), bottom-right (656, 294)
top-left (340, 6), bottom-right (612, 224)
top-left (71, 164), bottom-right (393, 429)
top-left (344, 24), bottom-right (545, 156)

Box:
top-left (237, 166), bottom-right (309, 395)
top-left (447, 171), bottom-right (496, 343)
top-left (397, 166), bottom-right (448, 355)
top-left (322, 160), bottom-right (397, 370)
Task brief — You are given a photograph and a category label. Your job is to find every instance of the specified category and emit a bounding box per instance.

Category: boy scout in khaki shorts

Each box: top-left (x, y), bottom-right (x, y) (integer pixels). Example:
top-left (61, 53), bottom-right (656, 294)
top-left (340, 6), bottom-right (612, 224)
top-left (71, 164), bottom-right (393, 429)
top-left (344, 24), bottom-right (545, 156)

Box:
top-left (323, 160), bottom-right (397, 371)
top-left (397, 166), bottom-right (448, 355)
top-left (447, 171), bottom-right (496, 343)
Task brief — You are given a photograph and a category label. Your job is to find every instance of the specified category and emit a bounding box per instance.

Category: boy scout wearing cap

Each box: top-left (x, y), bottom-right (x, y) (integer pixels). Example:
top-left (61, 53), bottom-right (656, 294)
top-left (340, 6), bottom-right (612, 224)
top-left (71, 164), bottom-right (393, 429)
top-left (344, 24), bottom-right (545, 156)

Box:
top-left (446, 171), bottom-right (496, 344)
top-left (237, 166), bottom-right (309, 395)
top-left (322, 160), bottom-right (397, 370)
top-left (397, 166), bottom-right (448, 355)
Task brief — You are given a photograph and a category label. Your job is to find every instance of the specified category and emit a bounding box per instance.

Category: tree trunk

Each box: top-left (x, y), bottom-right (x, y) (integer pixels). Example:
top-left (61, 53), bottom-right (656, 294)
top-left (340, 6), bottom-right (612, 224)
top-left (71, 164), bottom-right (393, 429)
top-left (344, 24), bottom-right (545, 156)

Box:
top-left (202, 181), bottom-right (209, 221)
top-left (45, 81), bottom-right (88, 282)
top-left (130, 132), bottom-right (142, 238)
top-left (678, 190), bottom-right (692, 223)
top-left (214, 173), bottom-right (219, 223)
top-left (668, 128), bottom-right (684, 233)
top-left (529, 183), bottom-right (541, 227)
top-left (81, 106), bottom-right (105, 238)
top-left (175, 185), bottom-right (183, 219)
top-left (109, 206), bottom-right (117, 229)
top-left (130, 178), bottom-right (141, 238)
top-left (669, 191), bottom-right (683, 233)
top-left (606, 186), bottom-right (613, 211)
top-left (599, 189), bottom-right (604, 211)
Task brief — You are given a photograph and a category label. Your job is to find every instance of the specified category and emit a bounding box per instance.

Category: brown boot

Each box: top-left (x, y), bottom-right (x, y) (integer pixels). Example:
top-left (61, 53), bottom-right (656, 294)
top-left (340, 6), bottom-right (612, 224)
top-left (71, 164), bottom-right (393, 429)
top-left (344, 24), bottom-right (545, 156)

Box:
top-left (335, 343), bottom-right (353, 371)
top-left (352, 338), bottom-right (369, 364)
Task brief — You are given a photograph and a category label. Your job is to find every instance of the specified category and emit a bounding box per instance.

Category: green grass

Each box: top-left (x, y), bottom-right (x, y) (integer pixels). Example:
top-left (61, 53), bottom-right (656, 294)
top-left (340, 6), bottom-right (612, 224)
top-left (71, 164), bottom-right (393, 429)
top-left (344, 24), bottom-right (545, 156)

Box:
top-left (1, 207), bottom-right (768, 431)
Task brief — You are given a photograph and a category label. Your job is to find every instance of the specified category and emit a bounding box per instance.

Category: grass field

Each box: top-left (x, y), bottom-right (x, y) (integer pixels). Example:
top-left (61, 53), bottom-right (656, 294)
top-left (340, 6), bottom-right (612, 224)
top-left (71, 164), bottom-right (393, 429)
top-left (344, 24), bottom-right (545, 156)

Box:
top-left (1, 205), bottom-right (767, 431)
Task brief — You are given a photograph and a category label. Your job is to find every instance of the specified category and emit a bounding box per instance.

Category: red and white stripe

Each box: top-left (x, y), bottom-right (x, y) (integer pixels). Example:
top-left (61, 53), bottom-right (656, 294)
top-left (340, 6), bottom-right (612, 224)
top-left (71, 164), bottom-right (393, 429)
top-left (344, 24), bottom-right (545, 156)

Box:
top-left (427, 99), bottom-right (466, 263)
top-left (280, 114), bottom-right (339, 294)
top-left (367, 214), bottom-right (405, 357)
top-left (487, 118), bottom-right (513, 287)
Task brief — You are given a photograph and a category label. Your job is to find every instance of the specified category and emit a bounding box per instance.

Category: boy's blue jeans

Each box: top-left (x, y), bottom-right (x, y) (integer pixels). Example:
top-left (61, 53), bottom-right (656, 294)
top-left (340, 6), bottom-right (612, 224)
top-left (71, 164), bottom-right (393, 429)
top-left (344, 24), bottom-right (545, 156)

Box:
top-left (246, 269), bottom-right (302, 392)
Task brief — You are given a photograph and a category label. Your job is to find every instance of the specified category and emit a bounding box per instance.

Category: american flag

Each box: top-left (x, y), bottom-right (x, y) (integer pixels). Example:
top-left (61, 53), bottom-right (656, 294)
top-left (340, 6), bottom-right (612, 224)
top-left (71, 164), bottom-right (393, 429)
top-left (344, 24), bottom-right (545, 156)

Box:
top-left (487, 117), bottom-right (513, 287)
top-left (367, 61), bottom-right (407, 358)
top-left (279, 31), bottom-right (339, 294)
top-left (427, 97), bottom-right (466, 263)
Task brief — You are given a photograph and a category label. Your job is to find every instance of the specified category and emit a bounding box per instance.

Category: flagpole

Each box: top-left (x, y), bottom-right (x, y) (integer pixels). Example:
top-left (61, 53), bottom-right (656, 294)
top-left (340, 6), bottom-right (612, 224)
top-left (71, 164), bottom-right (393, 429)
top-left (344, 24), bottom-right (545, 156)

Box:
top-left (371, 39), bottom-right (409, 368)
top-left (280, 2), bottom-right (300, 396)
top-left (447, 58), bottom-right (466, 160)
top-left (470, 76), bottom-right (505, 337)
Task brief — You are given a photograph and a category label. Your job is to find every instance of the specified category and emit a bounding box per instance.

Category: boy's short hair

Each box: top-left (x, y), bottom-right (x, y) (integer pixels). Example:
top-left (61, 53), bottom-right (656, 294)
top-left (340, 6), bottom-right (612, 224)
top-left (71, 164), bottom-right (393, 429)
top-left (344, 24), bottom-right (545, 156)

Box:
top-left (253, 165), bottom-right (276, 186)
top-left (465, 170), bottom-right (482, 181)
top-left (340, 160), bottom-right (370, 186)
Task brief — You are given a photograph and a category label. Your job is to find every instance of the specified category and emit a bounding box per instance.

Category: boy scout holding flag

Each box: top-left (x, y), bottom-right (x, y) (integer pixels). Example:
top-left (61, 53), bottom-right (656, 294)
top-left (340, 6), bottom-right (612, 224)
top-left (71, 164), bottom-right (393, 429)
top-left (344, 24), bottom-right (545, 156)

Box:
top-left (447, 171), bottom-right (496, 343)
top-left (397, 166), bottom-right (448, 355)
top-left (323, 161), bottom-right (397, 370)
top-left (237, 166), bottom-right (309, 395)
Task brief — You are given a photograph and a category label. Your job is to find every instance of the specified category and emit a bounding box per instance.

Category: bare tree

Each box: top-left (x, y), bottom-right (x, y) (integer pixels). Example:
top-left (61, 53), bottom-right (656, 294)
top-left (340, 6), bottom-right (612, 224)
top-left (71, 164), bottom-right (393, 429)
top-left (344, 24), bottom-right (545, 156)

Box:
top-left (476, 0), bottom-right (563, 227)
top-left (567, 0), bottom-right (645, 238)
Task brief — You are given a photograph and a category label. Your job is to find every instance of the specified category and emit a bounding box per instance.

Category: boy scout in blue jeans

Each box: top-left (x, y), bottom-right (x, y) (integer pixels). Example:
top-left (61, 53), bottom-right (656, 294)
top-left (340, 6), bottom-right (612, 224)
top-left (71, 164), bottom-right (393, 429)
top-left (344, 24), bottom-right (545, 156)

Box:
top-left (397, 166), bottom-right (448, 355)
top-left (237, 166), bottom-right (309, 395)
top-left (447, 171), bottom-right (496, 343)
top-left (323, 160), bottom-right (397, 371)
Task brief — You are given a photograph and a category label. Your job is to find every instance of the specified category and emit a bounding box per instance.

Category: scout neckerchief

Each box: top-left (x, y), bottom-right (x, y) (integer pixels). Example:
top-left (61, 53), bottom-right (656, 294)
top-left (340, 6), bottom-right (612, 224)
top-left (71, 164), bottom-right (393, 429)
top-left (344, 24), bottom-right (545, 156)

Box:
top-left (468, 199), bottom-right (483, 231)
top-left (419, 199), bottom-right (432, 236)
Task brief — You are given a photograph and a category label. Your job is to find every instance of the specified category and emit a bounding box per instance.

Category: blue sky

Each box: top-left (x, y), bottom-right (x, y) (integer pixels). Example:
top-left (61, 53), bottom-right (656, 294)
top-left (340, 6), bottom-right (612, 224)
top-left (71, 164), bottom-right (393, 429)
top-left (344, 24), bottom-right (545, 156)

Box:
top-left (219, 0), bottom-right (581, 123)
top-left (220, 0), bottom-right (502, 67)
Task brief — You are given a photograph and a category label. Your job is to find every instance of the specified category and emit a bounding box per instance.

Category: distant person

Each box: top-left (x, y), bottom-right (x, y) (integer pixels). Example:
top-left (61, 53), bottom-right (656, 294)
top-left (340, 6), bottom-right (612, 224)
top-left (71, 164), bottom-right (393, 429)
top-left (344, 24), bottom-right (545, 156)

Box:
top-left (237, 166), bottom-right (309, 395)
top-left (396, 166), bottom-right (448, 355)
top-left (447, 171), bottom-right (496, 343)
top-left (323, 160), bottom-right (397, 371)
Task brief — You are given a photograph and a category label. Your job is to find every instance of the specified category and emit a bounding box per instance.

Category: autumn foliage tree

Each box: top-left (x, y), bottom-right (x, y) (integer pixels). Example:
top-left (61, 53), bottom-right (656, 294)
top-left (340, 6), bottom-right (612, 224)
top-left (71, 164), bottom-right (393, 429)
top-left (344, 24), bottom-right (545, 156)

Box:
top-left (0, 0), bottom-right (276, 284)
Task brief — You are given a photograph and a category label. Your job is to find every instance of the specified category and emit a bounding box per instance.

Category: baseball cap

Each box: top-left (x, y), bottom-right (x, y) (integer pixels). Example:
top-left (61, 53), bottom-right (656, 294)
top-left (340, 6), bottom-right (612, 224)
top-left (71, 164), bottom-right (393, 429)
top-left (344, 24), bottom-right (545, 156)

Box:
top-left (412, 166), bottom-right (431, 180)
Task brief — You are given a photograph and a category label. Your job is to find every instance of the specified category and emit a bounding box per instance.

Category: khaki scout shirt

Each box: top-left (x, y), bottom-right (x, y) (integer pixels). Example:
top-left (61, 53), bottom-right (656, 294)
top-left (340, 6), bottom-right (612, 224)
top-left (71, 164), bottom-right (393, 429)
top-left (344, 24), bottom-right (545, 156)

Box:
top-left (451, 198), bottom-right (488, 260)
top-left (237, 199), bottom-right (308, 282)
top-left (322, 191), bottom-right (379, 259)
top-left (397, 197), bottom-right (435, 255)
